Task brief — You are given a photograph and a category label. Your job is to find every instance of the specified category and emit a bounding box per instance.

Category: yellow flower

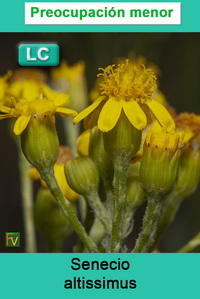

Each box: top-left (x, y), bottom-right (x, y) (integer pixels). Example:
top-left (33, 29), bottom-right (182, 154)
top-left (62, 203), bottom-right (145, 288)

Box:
top-left (0, 93), bottom-right (77, 135)
top-left (0, 71), bottom-right (12, 105)
top-left (51, 60), bottom-right (85, 82)
top-left (8, 78), bottom-right (63, 103)
top-left (73, 60), bottom-right (175, 132)
top-left (175, 113), bottom-right (200, 147)
top-left (29, 146), bottom-right (79, 201)
top-left (8, 68), bottom-right (63, 103)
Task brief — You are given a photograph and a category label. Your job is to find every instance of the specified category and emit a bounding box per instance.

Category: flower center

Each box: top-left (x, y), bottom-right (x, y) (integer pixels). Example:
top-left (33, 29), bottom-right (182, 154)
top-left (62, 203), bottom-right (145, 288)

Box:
top-left (176, 113), bottom-right (200, 138)
top-left (98, 60), bottom-right (157, 103)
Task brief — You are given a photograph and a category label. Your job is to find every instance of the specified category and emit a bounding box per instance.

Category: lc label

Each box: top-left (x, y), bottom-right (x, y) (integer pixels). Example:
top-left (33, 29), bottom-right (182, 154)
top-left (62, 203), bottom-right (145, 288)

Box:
top-left (18, 44), bottom-right (60, 66)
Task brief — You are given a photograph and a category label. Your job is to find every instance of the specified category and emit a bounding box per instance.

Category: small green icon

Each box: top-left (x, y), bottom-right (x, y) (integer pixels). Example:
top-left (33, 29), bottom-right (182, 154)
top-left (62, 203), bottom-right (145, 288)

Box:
top-left (5, 232), bottom-right (20, 247)
top-left (18, 44), bottom-right (60, 66)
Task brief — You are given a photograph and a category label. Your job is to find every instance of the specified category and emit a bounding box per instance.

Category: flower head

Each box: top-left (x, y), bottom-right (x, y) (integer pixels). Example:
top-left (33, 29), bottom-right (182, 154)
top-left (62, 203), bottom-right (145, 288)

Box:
top-left (175, 113), bottom-right (200, 148)
top-left (140, 126), bottom-right (184, 198)
top-left (51, 60), bottom-right (85, 83)
top-left (74, 60), bottom-right (175, 132)
top-left (0, 92), bottom-right (77, 135)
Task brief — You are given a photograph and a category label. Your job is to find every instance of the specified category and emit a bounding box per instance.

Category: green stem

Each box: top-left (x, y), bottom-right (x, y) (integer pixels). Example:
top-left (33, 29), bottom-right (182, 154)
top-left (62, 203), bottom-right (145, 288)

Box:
top-left (104, 178), bottom-right (114, 217)
top-left (133, 198), bottom-right (162, 253)
top-left (40, 168), bottom-right (99, 253)
top-left (110, 157), bottom-right (129, 253)
top-left (86, 191), bottom-right (111, 233)
top-left (155, 195), bottom-right (182, 246)
top-left (19, 151), bottom-right (37, 253)
top-left (177, 233), bottom-right (200, 253)
top-left (147, 187), bottom-right (195, 253)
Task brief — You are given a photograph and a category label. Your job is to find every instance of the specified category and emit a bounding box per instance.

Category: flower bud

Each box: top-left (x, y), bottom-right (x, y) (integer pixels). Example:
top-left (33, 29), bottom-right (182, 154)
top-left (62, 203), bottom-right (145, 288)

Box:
top-left (65, 156), bottom-right (100, 196)
top-left (35, 188), bottom-right (74, 252)
top-left (175, 147), bottom-right (200, 197)
top-left (21, 116), bottom-right (59, 172)
top-left (103, 112), bottom-right (142, 160)
top-left (140, 127), bottom-right (184, 199)
top-left (89, 126), bottom-right (113, 179)
top-left (126, 176), bottom-right (146, 208)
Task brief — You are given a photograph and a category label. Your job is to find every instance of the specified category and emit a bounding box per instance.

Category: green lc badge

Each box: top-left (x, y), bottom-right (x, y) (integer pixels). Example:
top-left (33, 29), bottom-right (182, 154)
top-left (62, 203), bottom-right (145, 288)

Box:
top-left (18, 43), bottom-right (60, 66)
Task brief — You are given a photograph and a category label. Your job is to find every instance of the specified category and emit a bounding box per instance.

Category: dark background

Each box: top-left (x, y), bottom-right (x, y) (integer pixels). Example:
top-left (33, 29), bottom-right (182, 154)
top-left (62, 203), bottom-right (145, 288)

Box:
top-left (0, 33), bottom-right (200, 252)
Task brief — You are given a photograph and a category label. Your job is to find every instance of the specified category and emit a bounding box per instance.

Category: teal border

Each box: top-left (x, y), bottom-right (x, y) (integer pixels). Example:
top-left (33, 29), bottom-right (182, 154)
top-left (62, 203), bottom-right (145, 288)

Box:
top-left (0, 0), bottom-right (199, 32)
top-left (1, 253), bottom-right (199, 298)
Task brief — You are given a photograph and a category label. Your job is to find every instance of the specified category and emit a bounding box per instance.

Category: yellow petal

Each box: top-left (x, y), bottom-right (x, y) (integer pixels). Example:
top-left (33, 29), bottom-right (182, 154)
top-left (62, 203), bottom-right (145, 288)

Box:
top-left (0, 106), bottom-right (11, 114)
top-left (122, 100), bottom-right (147, 130)
top-left (84, 101), bottom-right (105, 129)
top-left (73, 96), bottom-right (105, 124)
top-left (54, 164), bottom-right (79, 201)
top-left (182, 129), bottom-right (194, 144)
top-left (146, 100), bottom-right (175, 131)
top-left (98, 98), bottom-right (123, 132)
top-left (42, 84), bottom-right (58, 100)
top-left (13, 115), bottom-right (31, 135)
top-left (54, 93), bottom-right (69, 107)
top-left (0, 114), bottom-right (13, 120)
top-left (56, 107), bottom-right (77, 118)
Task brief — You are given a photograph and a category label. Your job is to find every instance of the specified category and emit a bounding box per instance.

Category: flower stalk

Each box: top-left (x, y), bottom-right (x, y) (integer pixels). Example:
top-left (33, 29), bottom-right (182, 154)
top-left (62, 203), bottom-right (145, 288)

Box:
top-left (40, 167), bottom-right (99, 253)
top-left (132, 197), bottom-right (162, 253)
top-left (110, 156), bottom-right (129, 252)
top-left (85, 191), bottom-right (111, 233)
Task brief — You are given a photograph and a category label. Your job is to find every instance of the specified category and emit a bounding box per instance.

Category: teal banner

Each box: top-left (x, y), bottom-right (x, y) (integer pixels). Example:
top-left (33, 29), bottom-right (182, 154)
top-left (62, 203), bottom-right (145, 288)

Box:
top-left (0, 0), bottom-right (199, 32)
top-left (1, 253), bottom-right (199, 298)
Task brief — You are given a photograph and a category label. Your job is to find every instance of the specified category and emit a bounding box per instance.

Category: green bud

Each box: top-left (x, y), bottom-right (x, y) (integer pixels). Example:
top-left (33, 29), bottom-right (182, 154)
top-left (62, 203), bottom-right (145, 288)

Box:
top-left (35, 188), bottom-right (74, 252)
top-left (65, 156), bottom-right (100, 196)
top-left (21, 117), bottom-right (59, 172)
top-left (103, 112), bottom-right (142, 160)
top-left (175, 147), bottom-right (200, 197)
top-left (126, 176), bottom-right (146, 208)
top-left (140, 128), bottom-right (184, 199)
top-left (89, 126), bottom-right (113, 179)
